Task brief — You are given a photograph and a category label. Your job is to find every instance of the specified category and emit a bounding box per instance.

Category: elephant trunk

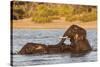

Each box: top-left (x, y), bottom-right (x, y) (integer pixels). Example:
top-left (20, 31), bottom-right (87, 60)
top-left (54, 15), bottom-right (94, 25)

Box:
top-left (57, 30), bottom-right (70, 45)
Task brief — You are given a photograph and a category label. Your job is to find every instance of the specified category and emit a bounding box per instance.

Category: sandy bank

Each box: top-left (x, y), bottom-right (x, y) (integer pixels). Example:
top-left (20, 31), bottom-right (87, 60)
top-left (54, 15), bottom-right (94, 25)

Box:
top-left (12, 18), bottom-right (97, 29)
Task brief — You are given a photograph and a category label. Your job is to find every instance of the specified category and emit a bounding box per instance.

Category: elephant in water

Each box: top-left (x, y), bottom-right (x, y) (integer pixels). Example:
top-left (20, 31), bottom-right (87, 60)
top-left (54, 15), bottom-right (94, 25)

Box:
top-left (18, 43), bottom-right (47, 55)
top-left (57, 25), bottom-right (92, 53)
top-left (18, 25), bottom-right (92, 55)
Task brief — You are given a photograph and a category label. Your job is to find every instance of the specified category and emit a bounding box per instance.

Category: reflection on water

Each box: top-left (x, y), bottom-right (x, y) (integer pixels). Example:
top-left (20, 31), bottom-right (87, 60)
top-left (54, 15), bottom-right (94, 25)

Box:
top-left (12, 29), bottom-right (97, 66)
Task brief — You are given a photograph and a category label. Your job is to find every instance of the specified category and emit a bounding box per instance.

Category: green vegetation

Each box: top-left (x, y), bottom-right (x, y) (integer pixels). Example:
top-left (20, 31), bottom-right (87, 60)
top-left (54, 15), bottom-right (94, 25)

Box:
top-left (32, 4), bottom-right (58, 23)
top-left (80, 10), bottom-right (97, 22)
top-left (11, 1), bottom-right (34, 19)
top-left (11, 1), bottom-right (97, 23)
top-left (32, 16), bottom-right (52, 23)
top-left (65, 7), bottom-right (97, 22)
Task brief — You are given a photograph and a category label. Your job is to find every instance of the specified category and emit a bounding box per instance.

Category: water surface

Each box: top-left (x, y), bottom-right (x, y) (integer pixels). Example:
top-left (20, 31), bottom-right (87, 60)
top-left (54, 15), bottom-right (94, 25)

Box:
top-left (12, 29), bottom-right (97, 66)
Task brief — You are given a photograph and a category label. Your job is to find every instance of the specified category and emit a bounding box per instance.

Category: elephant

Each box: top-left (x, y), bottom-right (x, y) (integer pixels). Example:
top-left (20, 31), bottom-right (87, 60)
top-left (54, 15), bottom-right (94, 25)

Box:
top-left (18, 43), bottom-right (48, 55)
top-left (57, 25), bottom-right (86, 45)
top-left (57, 25), bottom-right (92, 54)
top-left (18, 25), bottom-right (92, 55)
top-left (18, 42), bottom-right (71, 54)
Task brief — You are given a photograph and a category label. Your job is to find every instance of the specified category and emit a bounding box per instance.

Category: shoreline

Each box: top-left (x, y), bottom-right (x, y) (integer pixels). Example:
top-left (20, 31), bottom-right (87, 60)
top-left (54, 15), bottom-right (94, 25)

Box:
top-left (13, 27), bottom-right (97, 30)
top-left (12, 18), bottom-right (97, 29)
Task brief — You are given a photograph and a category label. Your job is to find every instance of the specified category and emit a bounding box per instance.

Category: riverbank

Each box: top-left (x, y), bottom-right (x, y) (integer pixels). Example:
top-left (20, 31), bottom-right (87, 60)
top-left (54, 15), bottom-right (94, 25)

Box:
top-left (12, 18), bottom-right (97, 29)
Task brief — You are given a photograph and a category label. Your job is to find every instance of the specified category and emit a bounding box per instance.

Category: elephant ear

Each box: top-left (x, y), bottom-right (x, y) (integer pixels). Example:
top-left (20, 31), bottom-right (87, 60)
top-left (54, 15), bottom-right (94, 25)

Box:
top-left (74, 34), bottom-right (78, 40)
top-left (74, 34), bottom-right (84, 40)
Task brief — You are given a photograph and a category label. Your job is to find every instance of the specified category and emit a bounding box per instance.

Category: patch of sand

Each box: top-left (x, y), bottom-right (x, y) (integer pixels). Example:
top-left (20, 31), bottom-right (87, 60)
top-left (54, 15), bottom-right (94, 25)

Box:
top-left (12, 18), bottom-right (97, 29)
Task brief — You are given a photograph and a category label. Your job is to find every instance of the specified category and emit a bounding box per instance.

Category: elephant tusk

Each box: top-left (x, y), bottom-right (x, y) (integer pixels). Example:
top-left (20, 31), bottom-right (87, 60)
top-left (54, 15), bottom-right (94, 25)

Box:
top-left (59, 36), bottom-right (68, 39)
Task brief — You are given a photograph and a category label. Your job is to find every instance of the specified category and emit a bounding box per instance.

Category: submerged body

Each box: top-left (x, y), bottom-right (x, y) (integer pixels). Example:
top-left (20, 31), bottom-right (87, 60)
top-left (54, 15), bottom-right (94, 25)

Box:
top-left (18, 43), bottom-right (47, 55)
top-left (18, 43), bottom-right (71, 55)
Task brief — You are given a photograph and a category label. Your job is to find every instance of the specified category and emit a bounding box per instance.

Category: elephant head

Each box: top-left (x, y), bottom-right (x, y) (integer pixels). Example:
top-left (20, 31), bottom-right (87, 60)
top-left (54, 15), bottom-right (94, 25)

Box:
top-left (66, 25), bottom-right (92, 54)
top-left (65, 25), bottom-right (86, 39)
top-left (57, 25), bottom-right (86, 45)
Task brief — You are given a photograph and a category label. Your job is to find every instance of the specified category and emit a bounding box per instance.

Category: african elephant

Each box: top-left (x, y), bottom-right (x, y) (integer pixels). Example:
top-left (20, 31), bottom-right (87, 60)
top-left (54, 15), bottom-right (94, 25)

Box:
top-left (18, 25), bottom-right (92, 55)
top-left (57, 25), bottom-right (92, 53)
top-left (57, 25), bottom-right (86, 45)
top-left (18, 42), bottom-right (71, 55)
top-left (18, 43), bottom-right (47, 55)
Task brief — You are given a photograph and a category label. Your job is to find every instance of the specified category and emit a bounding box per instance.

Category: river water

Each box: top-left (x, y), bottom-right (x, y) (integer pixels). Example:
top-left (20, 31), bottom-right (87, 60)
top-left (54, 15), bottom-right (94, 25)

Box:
top-left (12, 29), bottom-right (97, 66)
